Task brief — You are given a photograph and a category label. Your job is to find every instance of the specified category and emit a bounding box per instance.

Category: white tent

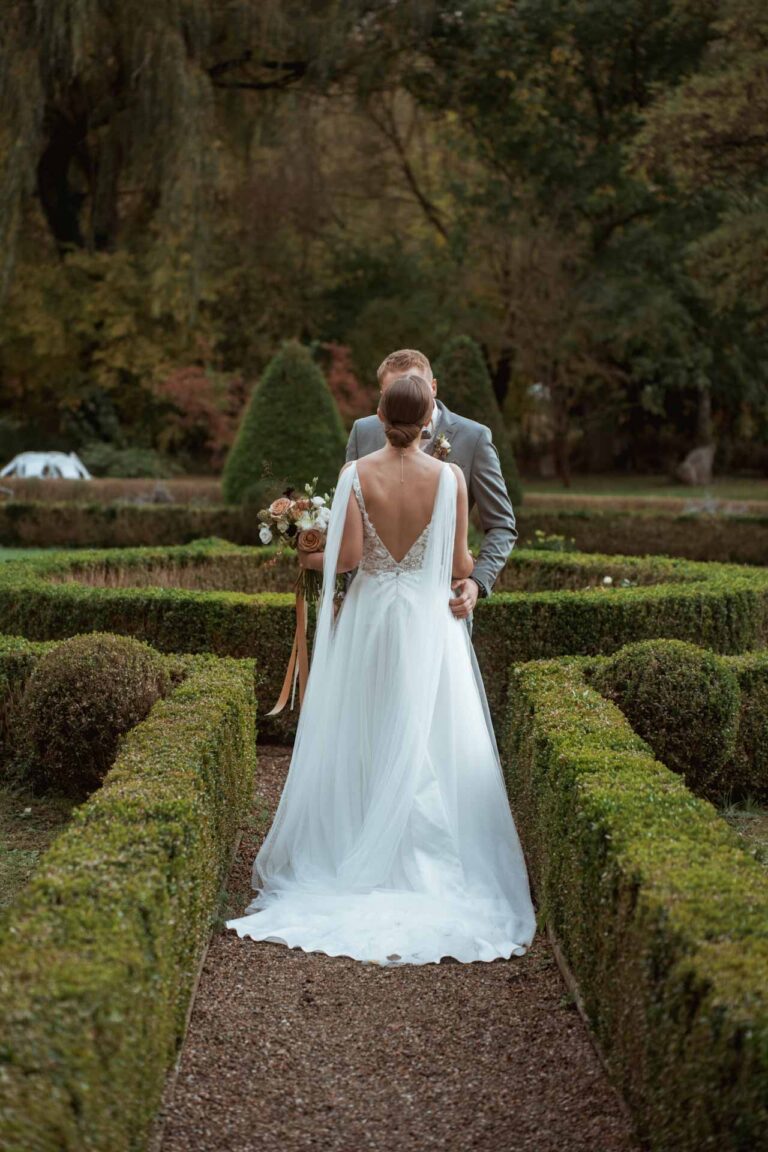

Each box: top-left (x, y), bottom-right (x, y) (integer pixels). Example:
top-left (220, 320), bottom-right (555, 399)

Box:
top-left (0, 451), bottom-right (92, 480)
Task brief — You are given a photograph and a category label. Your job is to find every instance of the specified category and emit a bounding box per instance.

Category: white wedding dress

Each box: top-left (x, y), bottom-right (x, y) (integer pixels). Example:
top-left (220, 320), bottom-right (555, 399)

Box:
top-left (226, 460), bottom-right (537, 964)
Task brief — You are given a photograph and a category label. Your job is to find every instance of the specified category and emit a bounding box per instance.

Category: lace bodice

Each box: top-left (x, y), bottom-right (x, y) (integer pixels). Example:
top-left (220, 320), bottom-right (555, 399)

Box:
top-left (352, 471), bottom-right (431, 576)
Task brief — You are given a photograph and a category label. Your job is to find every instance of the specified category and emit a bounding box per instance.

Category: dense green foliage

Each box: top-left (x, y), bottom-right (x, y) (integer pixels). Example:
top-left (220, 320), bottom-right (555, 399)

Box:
top-left (435, 336), bottom-right (522, 504)
top-left (1, 2), bottom-right (766, 478)
top-left (504, 657), bottom-right (768, 1150)
top-left (15, 633), bottom-right (170, 799)
top-left (222, 341), bottom-right (346, 502)
top-left (0, 651), bottom-right (256, 1150)
top-left (591, 640), bottom-right (741, 799)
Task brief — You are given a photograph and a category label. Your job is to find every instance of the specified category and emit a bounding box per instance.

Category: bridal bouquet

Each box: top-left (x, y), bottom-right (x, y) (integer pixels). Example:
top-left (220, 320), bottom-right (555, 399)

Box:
top-left (257, 476), bottom-right (333, 603)
top-left (257, 477), bottom-right (334, 716)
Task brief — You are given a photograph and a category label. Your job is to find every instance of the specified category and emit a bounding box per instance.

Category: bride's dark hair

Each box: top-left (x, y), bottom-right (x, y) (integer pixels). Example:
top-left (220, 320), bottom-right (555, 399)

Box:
top-left (379, 374), bottom-right (433, 449)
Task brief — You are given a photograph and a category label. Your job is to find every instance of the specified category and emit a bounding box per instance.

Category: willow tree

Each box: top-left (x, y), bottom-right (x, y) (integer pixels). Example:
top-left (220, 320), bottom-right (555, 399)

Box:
top-left (0, 1), bottom-right (368, 313)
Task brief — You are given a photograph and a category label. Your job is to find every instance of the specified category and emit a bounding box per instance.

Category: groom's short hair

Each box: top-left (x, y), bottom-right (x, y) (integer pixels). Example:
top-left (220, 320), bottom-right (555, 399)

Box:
top-left (377, 349), bottom-right (432, 384)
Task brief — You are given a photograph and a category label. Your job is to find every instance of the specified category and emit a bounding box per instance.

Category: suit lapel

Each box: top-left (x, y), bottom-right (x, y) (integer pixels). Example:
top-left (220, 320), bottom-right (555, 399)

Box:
top-left (423, 399), bottom-right (457, 457)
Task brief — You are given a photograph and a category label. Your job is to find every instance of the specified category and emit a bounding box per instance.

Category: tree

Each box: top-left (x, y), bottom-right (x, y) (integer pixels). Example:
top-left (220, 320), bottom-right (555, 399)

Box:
top-left (634, 0), bottom-right (768, 336)
top-left (435, 336), bottom-right (523, 504)
top-left (222, 341), bottom-right (346, 503)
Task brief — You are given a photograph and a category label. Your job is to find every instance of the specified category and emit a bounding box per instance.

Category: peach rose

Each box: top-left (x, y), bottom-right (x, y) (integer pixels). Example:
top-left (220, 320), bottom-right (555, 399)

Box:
top-left (297, 528), bottom-right (325, 552)
top-left (269, 496), bottom-right (292, 517)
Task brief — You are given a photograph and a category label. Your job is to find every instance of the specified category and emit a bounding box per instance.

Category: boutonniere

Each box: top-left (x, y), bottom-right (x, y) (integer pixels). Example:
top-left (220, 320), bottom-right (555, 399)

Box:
top-left (433, 433), bottom-right (452, 461)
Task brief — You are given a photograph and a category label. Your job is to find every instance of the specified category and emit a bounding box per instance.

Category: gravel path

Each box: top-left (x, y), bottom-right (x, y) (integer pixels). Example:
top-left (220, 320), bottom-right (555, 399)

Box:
top-left (156, 747), bottom-right (640, 1152)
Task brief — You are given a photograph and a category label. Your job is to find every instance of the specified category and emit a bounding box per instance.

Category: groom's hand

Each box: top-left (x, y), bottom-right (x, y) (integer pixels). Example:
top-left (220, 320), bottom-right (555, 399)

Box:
top-left (449, 578), bottom-right (480, 620)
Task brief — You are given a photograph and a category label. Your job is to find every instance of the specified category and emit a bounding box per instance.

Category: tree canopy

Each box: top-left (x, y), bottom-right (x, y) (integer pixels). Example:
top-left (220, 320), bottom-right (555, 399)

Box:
top-left (1, 0), bottom-right (766, 480)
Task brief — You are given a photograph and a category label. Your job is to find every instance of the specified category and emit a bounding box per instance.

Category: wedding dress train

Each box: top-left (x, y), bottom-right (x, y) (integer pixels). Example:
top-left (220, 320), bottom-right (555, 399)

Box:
top-left (226, 460), bottom-right (537, 964)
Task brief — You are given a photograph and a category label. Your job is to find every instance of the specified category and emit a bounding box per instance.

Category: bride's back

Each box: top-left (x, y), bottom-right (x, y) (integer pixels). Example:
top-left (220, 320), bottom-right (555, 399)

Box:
top-left (357, 450), bottom-right (444, 563)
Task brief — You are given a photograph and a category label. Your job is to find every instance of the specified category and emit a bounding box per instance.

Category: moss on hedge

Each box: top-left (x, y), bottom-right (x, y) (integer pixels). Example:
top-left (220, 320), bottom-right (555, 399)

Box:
top-left (504, 657), bottom-right (768, 1150)
top-left (0, 654), bottom-right (256, 1151)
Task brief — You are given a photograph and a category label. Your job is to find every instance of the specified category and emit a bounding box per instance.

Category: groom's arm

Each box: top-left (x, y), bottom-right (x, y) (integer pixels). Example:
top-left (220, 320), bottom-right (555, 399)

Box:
top-left (345, 421), bottom-right (360, 463)
top-left (468, 426), bottom-right (518, 597)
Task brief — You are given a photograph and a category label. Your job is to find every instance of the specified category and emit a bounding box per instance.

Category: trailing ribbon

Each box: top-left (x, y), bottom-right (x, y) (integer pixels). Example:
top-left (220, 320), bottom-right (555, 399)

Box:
top-left (266, 588), bottom-right (309, 716)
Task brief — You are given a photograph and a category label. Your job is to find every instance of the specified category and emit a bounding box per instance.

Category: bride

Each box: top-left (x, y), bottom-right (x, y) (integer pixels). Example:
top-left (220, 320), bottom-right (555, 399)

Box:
top-left (226, 373), bottom-right (537, 964)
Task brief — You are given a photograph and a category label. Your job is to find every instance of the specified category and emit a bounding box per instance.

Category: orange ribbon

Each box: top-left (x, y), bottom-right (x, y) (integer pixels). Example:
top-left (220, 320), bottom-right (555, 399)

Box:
top-left (267, 589), bottom-right (309, 716)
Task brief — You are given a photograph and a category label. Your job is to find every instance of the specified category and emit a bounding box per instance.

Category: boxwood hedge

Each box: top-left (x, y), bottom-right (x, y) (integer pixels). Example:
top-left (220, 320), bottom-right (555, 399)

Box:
top-left (0, 543), bottom-right (766, 741)
top-left (0, 644), bottom-right (257, 1151)
top-left (590, 640), bottom-right (768, 802)
top-left (504, 657), bottom-right (768, 1151)
top-left (3, 499), bottom-right (767, 564)
top-left (519, 507), bottom-right (768, 566)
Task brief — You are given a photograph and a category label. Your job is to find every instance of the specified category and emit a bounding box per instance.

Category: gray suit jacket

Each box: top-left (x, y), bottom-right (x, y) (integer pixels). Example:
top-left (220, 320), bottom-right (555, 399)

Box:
top-left (345, 398), bottom-right (517, 596)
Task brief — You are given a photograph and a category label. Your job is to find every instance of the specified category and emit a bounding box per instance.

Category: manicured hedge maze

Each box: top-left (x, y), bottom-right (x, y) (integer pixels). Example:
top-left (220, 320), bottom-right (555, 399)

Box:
top-left (1, 542), bottom-right (765, 739)
top-left (504, 653), bottom-right (768, 1151)
top-left (0, 635), bottom-right (257, 1151)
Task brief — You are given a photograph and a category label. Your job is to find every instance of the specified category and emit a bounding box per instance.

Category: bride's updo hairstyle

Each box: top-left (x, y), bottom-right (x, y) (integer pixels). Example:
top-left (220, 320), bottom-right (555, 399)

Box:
top-left (379, 373), bottom-right (433, 449)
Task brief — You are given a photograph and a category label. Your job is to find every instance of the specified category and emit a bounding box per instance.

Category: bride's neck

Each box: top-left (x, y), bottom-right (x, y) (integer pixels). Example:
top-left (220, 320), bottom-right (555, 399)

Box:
top-left (384, 440), bottom-right (422, 456)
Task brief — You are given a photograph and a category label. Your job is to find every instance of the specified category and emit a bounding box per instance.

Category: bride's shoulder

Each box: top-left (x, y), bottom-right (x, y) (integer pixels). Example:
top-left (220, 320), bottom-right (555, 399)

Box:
top-left (447, 461), bottom-right (466, 487)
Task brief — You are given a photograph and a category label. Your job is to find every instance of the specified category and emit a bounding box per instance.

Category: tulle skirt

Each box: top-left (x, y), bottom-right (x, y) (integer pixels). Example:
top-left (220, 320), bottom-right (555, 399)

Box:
top-left (226, 565), bottom-right (538, 965)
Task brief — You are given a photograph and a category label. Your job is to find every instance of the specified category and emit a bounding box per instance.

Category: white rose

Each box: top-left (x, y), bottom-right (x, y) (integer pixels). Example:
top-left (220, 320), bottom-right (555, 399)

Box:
top-left (311, 495), bottom-right (325, 507)
top-left (297, 511), bottom-right (314, 531)
top-left (259, 524), bottom-right (273, 544)
top-left (602, 575), bottom-right (613, 586)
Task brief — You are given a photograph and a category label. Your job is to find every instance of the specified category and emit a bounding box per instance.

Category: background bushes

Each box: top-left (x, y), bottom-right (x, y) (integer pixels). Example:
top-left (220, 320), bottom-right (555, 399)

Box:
top-left (0, 653), bottom-right (256, 1151)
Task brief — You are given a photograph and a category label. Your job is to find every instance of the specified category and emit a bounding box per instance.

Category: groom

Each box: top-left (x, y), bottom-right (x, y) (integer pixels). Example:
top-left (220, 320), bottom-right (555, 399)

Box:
top-left (345, 347), bottom-right (518, 621)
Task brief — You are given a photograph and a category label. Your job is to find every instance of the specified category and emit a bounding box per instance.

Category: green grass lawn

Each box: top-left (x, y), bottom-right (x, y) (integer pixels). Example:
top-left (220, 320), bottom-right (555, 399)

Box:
top-left (523, 474), bottom-right (768, 502)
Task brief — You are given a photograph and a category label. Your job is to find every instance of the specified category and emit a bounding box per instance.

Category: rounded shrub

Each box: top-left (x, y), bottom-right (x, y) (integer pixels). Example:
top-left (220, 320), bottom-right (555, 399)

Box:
top-left (17, 632), bottom-right (170, 799)
top-left (222, 341), bottom-right (347, 503)
top-left (434, 335), bottom-right (522, 504)
top-left (590, 639), bottom-right (741, 798)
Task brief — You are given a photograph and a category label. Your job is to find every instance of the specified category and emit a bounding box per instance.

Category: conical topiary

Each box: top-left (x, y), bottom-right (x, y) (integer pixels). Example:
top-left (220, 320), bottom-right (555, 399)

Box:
top-left (222, 341), bottom-right (347, 503)
top-left (435, 335), bottom-right (523, 505)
